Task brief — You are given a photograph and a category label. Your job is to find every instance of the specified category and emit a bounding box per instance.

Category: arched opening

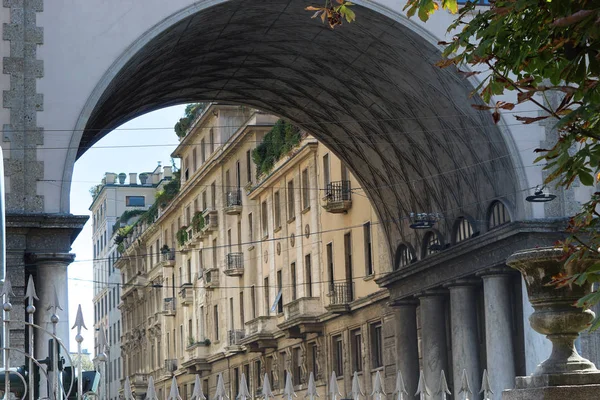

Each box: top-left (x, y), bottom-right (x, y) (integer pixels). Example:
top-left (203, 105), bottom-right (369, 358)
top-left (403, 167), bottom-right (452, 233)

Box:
top-left (488, 200), bottom-right (512, 230)
top-left (452, 216), bottom-right (475, 244)
top-left (67, 0), bottom-right (522, 260)
top-left (421, 230), bottom-right (443, 258)
top-left (394, 243), bottom-right (416, 270)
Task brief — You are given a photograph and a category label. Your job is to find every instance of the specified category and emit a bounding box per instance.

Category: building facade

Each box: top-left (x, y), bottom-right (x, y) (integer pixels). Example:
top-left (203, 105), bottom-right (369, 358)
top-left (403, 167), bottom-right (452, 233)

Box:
top-left (115, 104), bottom-right (392, 400)
top-left (90, 165), bottom-right (174, 400)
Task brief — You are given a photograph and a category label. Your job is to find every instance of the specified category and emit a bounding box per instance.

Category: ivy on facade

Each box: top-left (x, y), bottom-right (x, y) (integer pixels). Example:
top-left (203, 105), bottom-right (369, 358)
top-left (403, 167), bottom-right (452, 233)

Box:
top-left (251, 119), bottom-right (302, 178)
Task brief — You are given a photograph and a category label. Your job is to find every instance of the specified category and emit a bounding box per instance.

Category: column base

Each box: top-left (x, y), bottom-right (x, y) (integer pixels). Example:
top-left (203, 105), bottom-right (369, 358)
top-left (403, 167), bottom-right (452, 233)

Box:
top-left (515, 371), bottom-right (600, 388)
top-left (502, 384), bottom-right (600, 400)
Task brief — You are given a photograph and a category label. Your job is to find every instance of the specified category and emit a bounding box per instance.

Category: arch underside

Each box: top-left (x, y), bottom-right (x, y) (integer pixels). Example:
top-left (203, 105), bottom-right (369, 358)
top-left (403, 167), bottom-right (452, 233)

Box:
top-left (82, 0), bottom-right (520, 252)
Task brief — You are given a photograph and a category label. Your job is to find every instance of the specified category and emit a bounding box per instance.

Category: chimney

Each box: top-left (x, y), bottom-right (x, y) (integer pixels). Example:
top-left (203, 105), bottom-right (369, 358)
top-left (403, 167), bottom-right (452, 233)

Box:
top-left (163, 166), bottom-right (172, 179)
top-left (105, 172), bottom-right (116, 184)
top-left (129, 173), bottom-right (137, 185)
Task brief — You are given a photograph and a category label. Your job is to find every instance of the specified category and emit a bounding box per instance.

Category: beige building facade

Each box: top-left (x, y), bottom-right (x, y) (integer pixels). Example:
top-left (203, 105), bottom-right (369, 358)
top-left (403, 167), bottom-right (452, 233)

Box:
top-left (114, 104), bottom-right (393, 400)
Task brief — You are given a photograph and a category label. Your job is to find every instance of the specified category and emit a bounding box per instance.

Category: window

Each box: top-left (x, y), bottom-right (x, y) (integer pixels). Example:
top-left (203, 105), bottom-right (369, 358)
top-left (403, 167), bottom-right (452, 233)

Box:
top-left (201, 139), bottom-right (206, 163)
top-left (274, 191), bottom-right (281, 229)
top-left (422, 231), bottom-right (441, 257)
top-left (211, 182), bottom-right (216, 209)
top-left (192, 149), bottom-right (197, 172)
top-left (230, 297), bottom-right (235, 330)
top-left (233, 368), bottom-right (240, 399)
top-left (277, 270), bottom-right (283, 314)
top-left (327, 243), bottom-right (334, 293)
top-left (364, 222), bottom-right (373, 276)
top-left (344, 233), bottom-right (354, 301)
top-left (200, 306), bottom-right (205, 339)
top-left (291, 262), bottom-right (297, 301)
top-left (370, 322), bottom-right (383, 368)
top-left (264, 277), bottom-right (270, 315)
top-left (489, 201), bottom-right (511, 229)
top-left (266, 357), bottom-right (274, 388)
top-left (255, 360), bottom-right (262, 390)
top-left (454, 217), bottom-right (474, 243)
top-left (307, 342), bottom-right (318, 377)
top-left (261, 201), bottom-right (269, 238)
top-left (332, 335), bottom-right (343, 376)
top-left (293, 348), bottom-right (302, 385)
top-left (188, 319), bottom-right (193, 344)
top-left (341, 163), bottom-right (348, 182)
top-left (125, 196), bottom-right (145, 207)
top-left (184, 156), bottom-right (190, 181)
top-left (209, 128), bottom-right (215, 153)
top-left (302, 168), bottom-right (310, 210)
top-left (214, 305), bottom-right (219, 340)
top-left (305, 254), bottom-right (312, 297)
top-left (246, 150), bottom-right (252, 183)
top-left (287, 180), bottom-right (295, 220)
top-left (394, 244), bottom-right (413, 270)
top-left (202, 192), bottom-right (207, 211)
top-left (280, 352), bottom-right (287, 386)
top-left (240, 291), bottom-right (245, 326)
top-left (212, 239), bottom-right (217, 267)
top-left (251, 285), bottom-right (256, 319)
top-left (187, 259), bottom-right (192, 283)
top-left (351, 329), bottom-right (362, 372)
top-left (323, 154), bottom-right (330, 187)
top-left (248, 213), bottom-right (254, 242)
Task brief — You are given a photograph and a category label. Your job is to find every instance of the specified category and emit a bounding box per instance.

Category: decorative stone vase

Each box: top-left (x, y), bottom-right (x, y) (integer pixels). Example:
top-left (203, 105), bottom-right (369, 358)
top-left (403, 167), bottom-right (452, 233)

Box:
top-left (507, 247), bottom-right (598, 377)
top-left (118, 172), bottom-right (127, 184)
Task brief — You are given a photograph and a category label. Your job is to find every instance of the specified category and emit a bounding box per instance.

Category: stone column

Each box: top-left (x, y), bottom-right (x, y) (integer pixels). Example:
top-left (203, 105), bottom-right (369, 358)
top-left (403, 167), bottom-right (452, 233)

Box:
top-left (391, 299), bottom-right (420, 397)
top-left (447, 280), bottom-right (481, 400)
top-left (418, 290), bottom-right (449, 400)
top-left (480, 267), bottom-right (516, 400)
top-left (30, 252), bottom-right (75, 398)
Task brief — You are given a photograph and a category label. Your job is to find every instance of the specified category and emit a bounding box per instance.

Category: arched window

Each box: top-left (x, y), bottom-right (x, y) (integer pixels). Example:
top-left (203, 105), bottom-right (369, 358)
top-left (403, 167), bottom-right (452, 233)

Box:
top-left (394, 243), bottom-right (414, 270)
top-left (422, 231), bottom-right (442, 258)
top-left (488, 201), bottom-right (511, 229)
top-left (454, 217), bottom-right (473, 244)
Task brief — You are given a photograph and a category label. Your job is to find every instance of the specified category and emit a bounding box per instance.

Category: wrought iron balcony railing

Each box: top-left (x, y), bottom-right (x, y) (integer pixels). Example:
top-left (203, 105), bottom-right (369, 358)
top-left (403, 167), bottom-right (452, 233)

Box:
top-left (225, 252), bottom-right (244, 276)
top-left (329, 282), bottom-right (354, 305)
top-left (322, 180), bottom-right (352, 213)
top-left (228, 329), bottom-right (246, 346)
top-left (163, 297), bottom-right (176, 315)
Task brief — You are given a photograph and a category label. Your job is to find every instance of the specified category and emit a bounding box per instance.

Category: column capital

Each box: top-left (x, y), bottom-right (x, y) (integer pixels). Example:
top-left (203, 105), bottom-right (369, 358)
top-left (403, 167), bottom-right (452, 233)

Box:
top-left (26, 252), bottom-right (75, 265)
top-left (476, 265), bottom-right (515, 278)
top-left (444, 278), bottom-right (480, 289)
top-left (388, 298), bottom-right (419, 308)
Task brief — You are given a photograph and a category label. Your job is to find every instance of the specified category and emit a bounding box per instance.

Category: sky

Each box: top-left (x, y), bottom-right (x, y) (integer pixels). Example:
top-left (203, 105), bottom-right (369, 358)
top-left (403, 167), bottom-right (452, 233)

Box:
top-left (67, 105), bottom-right (186, 352)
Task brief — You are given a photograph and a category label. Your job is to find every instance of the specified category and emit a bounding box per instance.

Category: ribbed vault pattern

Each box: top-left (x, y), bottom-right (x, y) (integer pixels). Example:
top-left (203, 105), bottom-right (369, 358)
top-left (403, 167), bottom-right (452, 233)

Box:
top-left (82, 0), bottom-right (520, 254)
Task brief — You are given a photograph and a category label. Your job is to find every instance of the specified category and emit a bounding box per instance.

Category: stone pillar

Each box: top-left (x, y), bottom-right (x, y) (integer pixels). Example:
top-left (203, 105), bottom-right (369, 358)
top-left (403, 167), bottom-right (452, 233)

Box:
top-left (418, 290), bottom-right (449, 400)
top-left (447, 280), bottom-right (481, 400)
top-left (30, 253), bottom-right (75, 398)
top-left (391, 299), bottom-right (420, 397)
top-left (480, 268), bottom-right (516, 400)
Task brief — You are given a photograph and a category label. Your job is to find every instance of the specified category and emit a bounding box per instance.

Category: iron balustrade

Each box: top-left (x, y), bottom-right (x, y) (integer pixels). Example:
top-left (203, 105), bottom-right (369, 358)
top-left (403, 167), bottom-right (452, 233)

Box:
top-left (228, 329), bottom-right (246, 346)
top-left (325, 180), bottom-right (352, 203)
top-left (329, 282), bottom-right (354, 305)
top-left (226, 189), bottom-right (242, 207)
top-left (163, 297), bottom-right (176, 313)
top-left (161, 249), bottom-right (175, 261)
top-left (164, 359), bottom-right (178, 372)
top-left (226, 252), bottom-right (244, 271)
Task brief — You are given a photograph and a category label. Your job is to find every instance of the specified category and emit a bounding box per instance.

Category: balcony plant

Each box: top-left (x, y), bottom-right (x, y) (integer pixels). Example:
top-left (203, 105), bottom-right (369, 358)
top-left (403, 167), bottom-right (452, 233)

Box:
top-left (192, 211), bottom-right (205, 233)
top-left (161, 244), bottom-right (171, 254)
top-left (176, 226), bottom-right (189, 247)
top-left (252, 119), bottom-right (301, 178)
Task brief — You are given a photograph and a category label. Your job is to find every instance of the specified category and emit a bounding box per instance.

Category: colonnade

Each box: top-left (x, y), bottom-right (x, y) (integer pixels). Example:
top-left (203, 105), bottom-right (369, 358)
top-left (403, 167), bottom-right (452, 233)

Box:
top-left (393, 267), bottom-right (518, 400)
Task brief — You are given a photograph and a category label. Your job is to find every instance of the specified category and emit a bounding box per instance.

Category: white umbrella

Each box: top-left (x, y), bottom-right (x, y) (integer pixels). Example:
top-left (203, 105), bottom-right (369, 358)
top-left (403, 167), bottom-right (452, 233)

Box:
top-left (351, 372), bottom-right (364, 400)
top-left (392, 371), bottom-right (408, 400)
top-left (238, 373), bottom-right (251, 400)
top-left (191, 375), bottom-right (207, 400)
top-left (305, 372), bottom-right (319, 400)
top-left (283, 372), bottom-right (297, 400)
top-left (328, 372), bottom-right (342, 400)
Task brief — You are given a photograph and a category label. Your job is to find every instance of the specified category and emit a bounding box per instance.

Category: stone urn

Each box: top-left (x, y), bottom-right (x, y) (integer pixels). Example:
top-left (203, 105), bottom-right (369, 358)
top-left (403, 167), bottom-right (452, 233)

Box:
top-left (507, 247), bottom-right (600, 386)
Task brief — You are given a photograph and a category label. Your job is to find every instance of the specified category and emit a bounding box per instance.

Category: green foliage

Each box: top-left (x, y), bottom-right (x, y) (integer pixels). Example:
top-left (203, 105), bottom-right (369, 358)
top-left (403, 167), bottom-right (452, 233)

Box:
top-left (89, 184), bottom-right (103, 198)
top-left (113, 209), bottom-right (146, 232)
top-left (306, 0), bottom-right (355, 28)
top-left (174, 103), bottom-right (207, 138)
top-left (192, 211), bottom-right (205, 232)
top-left (176, 226), bottom-right (189, 247)
top-left (114, 225), bottom-right (133, 246)
top-left (252, 120), bottom-right (301, 178)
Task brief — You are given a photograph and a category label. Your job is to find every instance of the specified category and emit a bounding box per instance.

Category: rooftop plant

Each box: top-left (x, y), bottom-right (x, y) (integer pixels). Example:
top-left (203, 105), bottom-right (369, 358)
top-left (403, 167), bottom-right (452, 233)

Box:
top-left (174, 103), bottom-right (207, 138)
top-left (252, 119), bottom-right (302, 178)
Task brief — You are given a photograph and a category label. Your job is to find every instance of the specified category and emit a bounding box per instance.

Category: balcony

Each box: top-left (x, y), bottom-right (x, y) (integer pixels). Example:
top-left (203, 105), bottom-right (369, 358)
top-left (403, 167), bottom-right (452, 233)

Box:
top-left (127, 373), bottom-right (149, 394)
top-left (224, 189), bottom-right (243, 215)
top-left (278, 297), bottom-right (325, 338)
top-left (158, 249), bottom-right (176, 268)
top-left (164, 359), bottom-right (178, 373)
top-left (182, 342), bottom-right (210, 373)
top-left (326, 282), bottom-right (354, 314)
top-left (163, 297), bottom-right (176, 316)
top-left (205, 268), bottom-right (219, 289)
top-left (240, 316), bottom-right (278, 352)
top-left (179, 283), bottom-right (193, 306)
top-left (224, 252), bottom-right (244, 276)
top-left (201, 209), bottom-right (218, 233)
top-left (322, 180), bottom-right (352, 213)
top-left (226, 329), bottom-right (246, 353)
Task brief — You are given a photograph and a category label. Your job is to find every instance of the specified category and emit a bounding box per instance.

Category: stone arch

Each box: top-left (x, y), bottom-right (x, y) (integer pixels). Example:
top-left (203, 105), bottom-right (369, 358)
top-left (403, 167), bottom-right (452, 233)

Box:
top-left (486, 199), bottom-right (514, 231)
top-left (393, 242), bottom-right (417, 271)
top-left (64, 0), bottom-right (525, 261)
top-left (450, 214), bottom-right (478, 245)
top-left (420, 229), bottom-right (445, 259)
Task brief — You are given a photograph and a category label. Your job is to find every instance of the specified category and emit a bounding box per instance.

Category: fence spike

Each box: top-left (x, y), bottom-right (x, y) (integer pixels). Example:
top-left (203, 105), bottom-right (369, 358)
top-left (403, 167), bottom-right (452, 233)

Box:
top-left (351, 372), bottom-right (364, 400)
top-left (262, 373), bottom-right (275, 400)
top-left (191, 374), bottom-right (206, 400)
top-left (458, 369), bottom-right (472, 400)
top-left (329, 372), bottom-right (342, 400)
top-left (393, 371), bottom-right (408, 400)
top-left (437, 370), bottom-right (451, 400)
top-left (146, 376), bottom-right (158, 400)
top-left (415, 370), bottom-right (430, 400)
top-left (479, 370), bottom-right (494, 400)
top-left (305, 372), bottom-right (319, 400)
top-left (283, 371), bottom-right (297, 400)
top-left (1, 277), bottom-right (13, 300)
top-left (214, 373), bottom-right (229, 400)
top-left (123, 377), bottom-right (133, 400)
top-left (48, 285), bottom-right (62, 314)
